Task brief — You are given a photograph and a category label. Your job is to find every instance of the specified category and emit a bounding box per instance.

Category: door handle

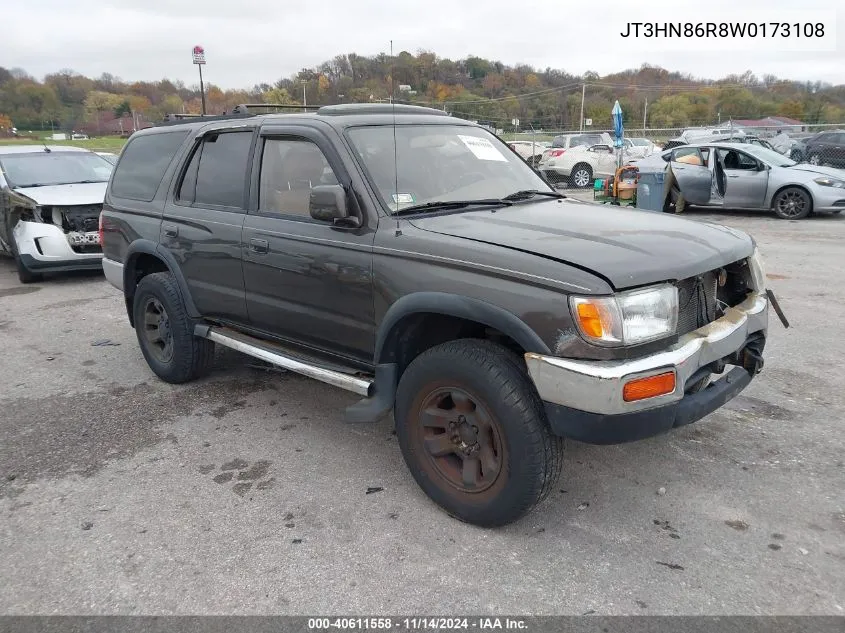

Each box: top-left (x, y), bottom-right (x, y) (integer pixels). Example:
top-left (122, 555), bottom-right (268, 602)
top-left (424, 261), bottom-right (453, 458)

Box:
top-left (728, 175), bottom-right (740, 178)
top-left (163, 224), bottom-right (178, 238)
top-left (250, 238), bottom-right (269, 254)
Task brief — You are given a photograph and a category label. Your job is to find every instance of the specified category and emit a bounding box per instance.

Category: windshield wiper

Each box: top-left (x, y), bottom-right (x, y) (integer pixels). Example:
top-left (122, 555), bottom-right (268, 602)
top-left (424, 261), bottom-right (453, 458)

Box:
top-left (502, 189), bottom-right (566, 201)
top-left (75, 179), bottom-right (109, 184)
top-left (392, 198), bottom-right (514, 216)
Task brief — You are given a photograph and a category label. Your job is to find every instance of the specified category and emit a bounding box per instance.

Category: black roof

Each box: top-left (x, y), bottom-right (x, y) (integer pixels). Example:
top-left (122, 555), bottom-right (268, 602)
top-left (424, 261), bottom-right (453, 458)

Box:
top-left (146, 103), bottom-right (468, 136)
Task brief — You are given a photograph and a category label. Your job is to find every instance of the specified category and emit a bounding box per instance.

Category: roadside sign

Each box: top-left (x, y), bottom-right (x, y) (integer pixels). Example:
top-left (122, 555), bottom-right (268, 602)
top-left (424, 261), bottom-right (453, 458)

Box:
top-left (192, 45), bottom-right (206, 65)
top-left (585, 118), bottom-right (593, 126)
top-left (511, 118), bottom-right (520, 127)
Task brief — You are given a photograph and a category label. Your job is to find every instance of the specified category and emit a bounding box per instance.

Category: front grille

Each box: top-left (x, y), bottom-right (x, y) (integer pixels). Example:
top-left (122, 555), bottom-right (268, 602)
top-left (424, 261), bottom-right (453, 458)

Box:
top-left (675, 261), bottom-right (754, 336)
top-left (676, 271), bottom-right (718, 336)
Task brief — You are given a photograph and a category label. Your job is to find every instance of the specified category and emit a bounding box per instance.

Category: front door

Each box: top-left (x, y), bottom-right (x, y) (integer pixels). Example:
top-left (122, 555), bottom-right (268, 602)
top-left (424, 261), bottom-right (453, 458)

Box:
top-left (716, 148), bottom-right (769, 208)
top-left (241, 127), bottom-right (376, 364)
top-left (160, 126), bottom-right (255, 322)
top-left (669, 147), bottom-right (712, 204)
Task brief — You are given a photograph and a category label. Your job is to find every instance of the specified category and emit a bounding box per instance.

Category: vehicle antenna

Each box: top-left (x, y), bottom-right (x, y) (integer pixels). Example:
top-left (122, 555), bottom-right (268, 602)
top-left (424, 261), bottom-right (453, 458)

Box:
top-left (391, 40), bottom-right (401, 236)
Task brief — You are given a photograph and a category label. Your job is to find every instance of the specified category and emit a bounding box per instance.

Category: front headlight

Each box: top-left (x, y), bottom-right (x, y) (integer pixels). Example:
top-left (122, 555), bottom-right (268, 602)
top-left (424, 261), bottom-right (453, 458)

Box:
top-left (748, 246), bottom-right (766, 291)
top-left (813, 176), bottom-right (845, 188)
top-left (569, 284), bottom-right (678, 347)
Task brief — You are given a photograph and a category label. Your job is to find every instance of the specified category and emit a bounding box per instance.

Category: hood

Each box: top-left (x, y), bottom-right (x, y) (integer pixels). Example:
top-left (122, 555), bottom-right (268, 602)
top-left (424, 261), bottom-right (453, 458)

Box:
top-left (786, 164), bottom-right (845, 179)
top-left (408, 199), bottom-right (754, 290)
top-left (13, 182), bottom-right (107, 206)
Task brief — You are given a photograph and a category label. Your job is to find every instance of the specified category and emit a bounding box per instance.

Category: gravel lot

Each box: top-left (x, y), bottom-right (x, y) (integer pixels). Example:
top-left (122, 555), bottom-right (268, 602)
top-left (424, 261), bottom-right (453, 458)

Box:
top-left (1, 206), bottom-right (843, 615)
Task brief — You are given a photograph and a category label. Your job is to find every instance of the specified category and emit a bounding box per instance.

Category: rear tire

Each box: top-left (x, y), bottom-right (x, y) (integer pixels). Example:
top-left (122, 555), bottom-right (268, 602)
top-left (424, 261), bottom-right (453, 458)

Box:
top-left (570, 164), bottom-right (593, 188)
top-left (133, 272), bottom-right (214, 384)
top-left (394, 339), bottom-right (563, 527)
top-left (772, 187), bottom-right (812, 220)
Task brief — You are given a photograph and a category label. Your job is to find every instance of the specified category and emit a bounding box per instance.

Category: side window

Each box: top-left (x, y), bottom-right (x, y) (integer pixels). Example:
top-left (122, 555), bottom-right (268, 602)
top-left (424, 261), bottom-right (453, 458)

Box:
top-left (699, 148), bottom-right (711, 164)
top-left (258, 138), bottom-right (339, 218)
top-left (671, 147), bottom-right (704, 166)
top-left (717, 149), bottom-right (757, 170)
top-left (178, 131), bottom-right (253, 208)
top-left (111, 131), bottom-right (188, 201)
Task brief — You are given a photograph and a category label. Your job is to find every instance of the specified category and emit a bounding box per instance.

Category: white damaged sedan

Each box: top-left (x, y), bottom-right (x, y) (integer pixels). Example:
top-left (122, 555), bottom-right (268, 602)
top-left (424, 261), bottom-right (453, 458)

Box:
top-left (0, 145), bottom-right (112, 283)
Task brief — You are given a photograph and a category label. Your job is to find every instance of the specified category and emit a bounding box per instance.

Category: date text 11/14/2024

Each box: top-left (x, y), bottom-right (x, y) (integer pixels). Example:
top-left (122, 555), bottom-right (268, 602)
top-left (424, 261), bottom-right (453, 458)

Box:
top-left (307, 618), bottom-right (528, 630)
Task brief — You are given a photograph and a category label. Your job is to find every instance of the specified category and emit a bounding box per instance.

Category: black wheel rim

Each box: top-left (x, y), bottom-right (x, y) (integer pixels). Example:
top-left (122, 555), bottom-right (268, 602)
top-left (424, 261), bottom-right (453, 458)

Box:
top-left (142, 297), bottom-right (174, 363)
top-left (416, 387), bottom-right (505, 494)
top-left (776, 190), bottom-right (808, 218)
top-left (573, 169), bottom-right (590, 187)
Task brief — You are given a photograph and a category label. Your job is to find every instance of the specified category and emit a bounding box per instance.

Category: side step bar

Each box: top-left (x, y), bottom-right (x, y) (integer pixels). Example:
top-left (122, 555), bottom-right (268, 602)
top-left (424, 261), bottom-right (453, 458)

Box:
top-left (196, 325), bottom-right (374, 397)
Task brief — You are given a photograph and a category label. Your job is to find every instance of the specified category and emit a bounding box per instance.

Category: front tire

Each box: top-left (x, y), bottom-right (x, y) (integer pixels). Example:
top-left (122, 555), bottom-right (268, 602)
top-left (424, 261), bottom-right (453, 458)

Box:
top-left (570, 164), bottom-right (593, 188)
top-left (11, 235), bottom-right (42, 284)
top-left (772, 187), bottom-right (812, 220)
top-left (808, 153), bottom-right (821, 166)
top-left (394, 339), bottom-right (563, 527)
top-left (133, 272), bottom-right (214, 384)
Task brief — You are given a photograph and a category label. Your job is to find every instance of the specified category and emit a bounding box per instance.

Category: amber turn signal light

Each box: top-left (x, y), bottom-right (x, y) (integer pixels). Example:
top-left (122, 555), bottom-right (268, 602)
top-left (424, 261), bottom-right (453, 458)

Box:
top-left (575, 302), bottom-right (604, 338)
top-left (622, 372), bottom-right (676, 402)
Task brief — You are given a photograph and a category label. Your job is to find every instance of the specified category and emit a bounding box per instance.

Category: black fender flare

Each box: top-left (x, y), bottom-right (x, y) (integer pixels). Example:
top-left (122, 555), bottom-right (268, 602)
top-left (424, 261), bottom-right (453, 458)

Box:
top-left (374, 292), bottom-right (551, 365)
top-left (123, 240), bottom-right (200, 321)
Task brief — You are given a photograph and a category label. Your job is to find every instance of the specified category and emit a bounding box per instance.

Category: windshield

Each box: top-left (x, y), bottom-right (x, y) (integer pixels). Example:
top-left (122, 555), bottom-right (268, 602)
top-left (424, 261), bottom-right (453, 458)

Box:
top-left (0, 151), bottom-right (113, 188)
top-left (741, 144), bottom-right (797, 167)
top-left (347, 124), bottom-right (552, 213)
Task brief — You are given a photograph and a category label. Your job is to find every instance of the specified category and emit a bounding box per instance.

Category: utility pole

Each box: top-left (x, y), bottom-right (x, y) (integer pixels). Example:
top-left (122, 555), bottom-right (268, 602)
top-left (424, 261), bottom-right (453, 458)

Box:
top-left (643, 97), bottom-right (648, 132)
top-left (579, 83), bottom-right (586, 132)
top-left (302, 80), bottom-right (307, 112)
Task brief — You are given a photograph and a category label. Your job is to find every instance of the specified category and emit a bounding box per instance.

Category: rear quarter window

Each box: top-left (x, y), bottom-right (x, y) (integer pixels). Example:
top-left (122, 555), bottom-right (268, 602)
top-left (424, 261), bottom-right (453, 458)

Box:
top-left (110, 131), bottom-right (189, 201)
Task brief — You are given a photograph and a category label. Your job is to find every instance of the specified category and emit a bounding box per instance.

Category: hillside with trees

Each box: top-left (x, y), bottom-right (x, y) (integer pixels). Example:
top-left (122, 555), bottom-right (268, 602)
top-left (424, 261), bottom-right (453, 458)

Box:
top-left (1, 52), bottom-right (844, 136)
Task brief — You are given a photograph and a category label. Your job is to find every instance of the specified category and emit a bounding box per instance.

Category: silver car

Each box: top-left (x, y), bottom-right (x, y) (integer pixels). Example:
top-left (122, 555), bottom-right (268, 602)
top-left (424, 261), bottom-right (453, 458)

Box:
top-left (662, 142), bottom-right (845, 219)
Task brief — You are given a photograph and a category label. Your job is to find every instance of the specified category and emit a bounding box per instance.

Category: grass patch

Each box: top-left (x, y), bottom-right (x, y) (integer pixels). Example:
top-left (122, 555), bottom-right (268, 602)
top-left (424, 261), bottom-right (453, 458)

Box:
top-left (0, 136), bottom-right (127, 154)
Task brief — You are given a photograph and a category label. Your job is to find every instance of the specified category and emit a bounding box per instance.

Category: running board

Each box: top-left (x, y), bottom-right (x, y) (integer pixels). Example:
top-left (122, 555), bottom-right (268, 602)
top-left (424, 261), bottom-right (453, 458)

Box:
top-left (195, 325), bottom-right (373, 397)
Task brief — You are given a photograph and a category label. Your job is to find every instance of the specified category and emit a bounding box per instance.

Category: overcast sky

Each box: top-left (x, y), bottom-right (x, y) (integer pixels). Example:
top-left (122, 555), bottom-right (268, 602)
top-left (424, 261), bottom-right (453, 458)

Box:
top-left (2, 0), bottom-right (842, 89)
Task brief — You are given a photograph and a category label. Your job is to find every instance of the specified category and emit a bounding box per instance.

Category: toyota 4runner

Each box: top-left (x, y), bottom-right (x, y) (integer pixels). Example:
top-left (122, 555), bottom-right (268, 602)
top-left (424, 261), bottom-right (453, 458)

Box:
top-left (101, 104), bottom-right (769, 527)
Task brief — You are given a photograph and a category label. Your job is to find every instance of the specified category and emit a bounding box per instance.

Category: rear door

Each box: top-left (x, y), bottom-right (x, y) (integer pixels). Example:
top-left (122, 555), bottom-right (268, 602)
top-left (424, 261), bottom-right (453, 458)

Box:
top-left (669, 147), bottom-right (712, 204)
top-left (160, 124), bottom-right (256, 323)
top-left (716, 147), bottom-right (769, 208)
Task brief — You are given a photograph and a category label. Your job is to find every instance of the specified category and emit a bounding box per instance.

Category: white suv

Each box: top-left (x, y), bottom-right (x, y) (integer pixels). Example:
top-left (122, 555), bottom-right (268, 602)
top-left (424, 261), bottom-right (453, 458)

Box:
top-left (537, 132), bottom-right (614, 183)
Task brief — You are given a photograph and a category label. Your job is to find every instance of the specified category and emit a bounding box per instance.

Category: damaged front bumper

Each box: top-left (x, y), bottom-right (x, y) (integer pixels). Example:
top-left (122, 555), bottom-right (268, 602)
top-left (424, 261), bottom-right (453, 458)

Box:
top-left (525, 292), bottom-right (768, 444)
top-left (13, 221), bottom-right (103, 273)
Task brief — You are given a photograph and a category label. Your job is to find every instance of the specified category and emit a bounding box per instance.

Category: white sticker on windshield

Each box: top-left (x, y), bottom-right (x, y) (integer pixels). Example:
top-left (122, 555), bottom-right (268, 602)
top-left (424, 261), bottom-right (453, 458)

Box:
top-left (391, 193), bottom-right (415, 204)
top-left (458, 135), bottom-right (508, 162)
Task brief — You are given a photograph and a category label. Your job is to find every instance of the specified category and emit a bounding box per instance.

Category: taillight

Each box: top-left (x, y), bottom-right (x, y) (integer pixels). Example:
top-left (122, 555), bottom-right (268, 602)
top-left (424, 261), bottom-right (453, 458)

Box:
top-left (549, 149), bottom-right (566, 157)
top-left (98, 211), bottom-right (104, 246)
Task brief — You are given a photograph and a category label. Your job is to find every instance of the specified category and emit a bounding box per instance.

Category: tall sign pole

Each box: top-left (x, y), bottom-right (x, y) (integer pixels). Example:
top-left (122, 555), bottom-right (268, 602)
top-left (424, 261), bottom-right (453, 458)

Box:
top-left (192, 45), bottom-right (207, 115)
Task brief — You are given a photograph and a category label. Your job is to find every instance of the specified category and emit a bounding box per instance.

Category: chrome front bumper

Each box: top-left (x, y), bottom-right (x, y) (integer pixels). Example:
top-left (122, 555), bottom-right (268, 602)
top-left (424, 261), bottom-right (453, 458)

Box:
top-left (525, 292), bottom-right (768, 416)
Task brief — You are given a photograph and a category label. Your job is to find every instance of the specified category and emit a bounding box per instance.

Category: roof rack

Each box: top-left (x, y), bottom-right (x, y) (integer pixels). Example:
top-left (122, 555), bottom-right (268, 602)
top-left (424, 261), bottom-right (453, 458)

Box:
top-left (316, 103), bottom-right (448, 117)
top-left (157, 112), bottom-right (255, 127)
top-left (231, 103), bottom-right (320, 114)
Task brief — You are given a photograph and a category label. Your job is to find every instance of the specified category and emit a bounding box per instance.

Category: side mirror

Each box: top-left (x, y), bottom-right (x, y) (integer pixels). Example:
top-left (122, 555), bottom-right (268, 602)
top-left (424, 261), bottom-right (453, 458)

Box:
top-left (309, 185), bottom-right (353, 224)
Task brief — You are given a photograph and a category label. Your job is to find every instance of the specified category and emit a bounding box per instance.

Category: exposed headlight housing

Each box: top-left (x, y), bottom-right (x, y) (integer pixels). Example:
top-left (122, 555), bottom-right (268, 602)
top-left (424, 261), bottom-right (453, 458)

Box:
top-left (813, 176), bottom-right (845, 188)
top-left (748, 246), bottom-right (766, 292)
top-left (569, 284), bottom-right (678, 347)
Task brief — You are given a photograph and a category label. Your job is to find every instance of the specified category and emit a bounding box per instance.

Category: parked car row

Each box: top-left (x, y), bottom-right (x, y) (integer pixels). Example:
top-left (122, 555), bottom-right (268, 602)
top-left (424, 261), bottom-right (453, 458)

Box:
top-left (535, 132), bottom-right (656, 187)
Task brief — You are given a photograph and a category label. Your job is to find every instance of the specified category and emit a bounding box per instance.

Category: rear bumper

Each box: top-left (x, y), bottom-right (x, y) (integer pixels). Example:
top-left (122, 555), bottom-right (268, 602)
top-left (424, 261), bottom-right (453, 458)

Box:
top-left (525, 292), bottom-right (768, 444)
top-left (102, 258), bottom-right (124, 291)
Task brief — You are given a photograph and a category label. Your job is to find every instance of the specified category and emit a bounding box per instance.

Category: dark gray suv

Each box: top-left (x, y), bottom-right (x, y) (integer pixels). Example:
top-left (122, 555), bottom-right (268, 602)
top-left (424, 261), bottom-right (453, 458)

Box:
top-left (101, 104), bottom-right (769, 526)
